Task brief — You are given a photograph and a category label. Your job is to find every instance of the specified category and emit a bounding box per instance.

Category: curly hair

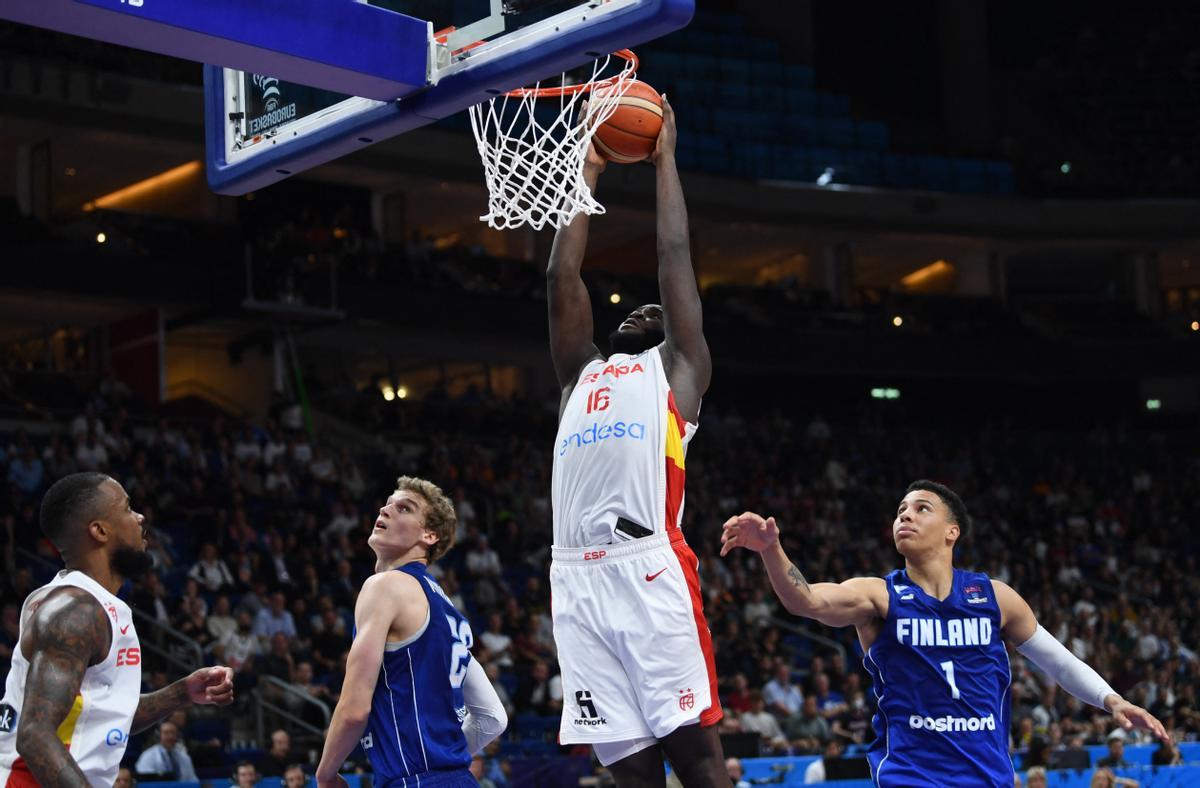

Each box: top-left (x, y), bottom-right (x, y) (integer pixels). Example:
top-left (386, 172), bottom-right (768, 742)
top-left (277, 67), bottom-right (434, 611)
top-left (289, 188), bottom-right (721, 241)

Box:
top-left (395, 476), bottom-right (458, 563)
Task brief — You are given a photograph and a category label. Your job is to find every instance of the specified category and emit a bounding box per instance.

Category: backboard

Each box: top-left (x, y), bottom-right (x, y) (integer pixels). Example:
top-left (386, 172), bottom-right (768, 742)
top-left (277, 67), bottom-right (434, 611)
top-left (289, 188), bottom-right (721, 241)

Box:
top-left (204, 0), bottom-right (693, 195)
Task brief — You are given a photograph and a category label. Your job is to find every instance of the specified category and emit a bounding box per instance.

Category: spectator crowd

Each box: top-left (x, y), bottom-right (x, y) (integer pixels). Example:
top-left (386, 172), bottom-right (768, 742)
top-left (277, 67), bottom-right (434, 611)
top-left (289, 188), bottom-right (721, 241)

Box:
top-left (2, 376), bottom-right (1198, 784)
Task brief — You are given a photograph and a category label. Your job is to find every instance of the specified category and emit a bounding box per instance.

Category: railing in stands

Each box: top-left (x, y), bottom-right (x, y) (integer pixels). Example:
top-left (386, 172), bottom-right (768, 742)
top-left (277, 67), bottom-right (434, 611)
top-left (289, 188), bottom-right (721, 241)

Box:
top-left (18, 547), bottom-right (205, 675)
top-left (253, 675), bottom-right (331, 743)
top-left (131, 608), bottom-right (204, 676)
top-left (770, 616), bottom-right (848, 667)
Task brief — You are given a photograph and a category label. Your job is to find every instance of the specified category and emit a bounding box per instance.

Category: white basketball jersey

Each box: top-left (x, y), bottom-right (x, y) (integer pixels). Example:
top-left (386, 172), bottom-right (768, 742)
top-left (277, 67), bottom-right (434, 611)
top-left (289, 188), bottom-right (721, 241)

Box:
top-left (551, 346), bottom-right (697, 548)
top-left (0, 570), bottom-right (142, 787)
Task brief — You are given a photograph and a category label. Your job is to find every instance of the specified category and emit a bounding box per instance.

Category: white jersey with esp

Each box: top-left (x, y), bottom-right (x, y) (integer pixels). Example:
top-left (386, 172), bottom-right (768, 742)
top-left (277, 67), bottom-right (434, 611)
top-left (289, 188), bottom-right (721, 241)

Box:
top-left (0, 570), bottom-right (142, 788)
top-left (551, 346), bottom-right (696, 548)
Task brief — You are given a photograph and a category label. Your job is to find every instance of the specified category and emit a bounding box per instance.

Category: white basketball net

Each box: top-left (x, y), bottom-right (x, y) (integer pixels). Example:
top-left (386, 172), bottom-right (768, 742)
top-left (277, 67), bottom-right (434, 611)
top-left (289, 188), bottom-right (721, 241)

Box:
top-left (468, 52), bottom-right (638, 231)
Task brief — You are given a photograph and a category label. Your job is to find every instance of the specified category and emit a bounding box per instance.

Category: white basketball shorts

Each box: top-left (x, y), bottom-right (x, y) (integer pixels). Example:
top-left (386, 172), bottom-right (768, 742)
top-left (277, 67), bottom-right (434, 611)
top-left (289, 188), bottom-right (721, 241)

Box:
top-left (551, 529), bottom-right (723, 744)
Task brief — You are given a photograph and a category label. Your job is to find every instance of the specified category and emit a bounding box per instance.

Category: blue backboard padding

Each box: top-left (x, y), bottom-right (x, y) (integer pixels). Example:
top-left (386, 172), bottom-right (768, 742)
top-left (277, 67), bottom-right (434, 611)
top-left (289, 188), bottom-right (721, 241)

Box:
top-left (204, 0), bottom-right (695, 195)
top-left (1, 0), bottom-right (427, 100)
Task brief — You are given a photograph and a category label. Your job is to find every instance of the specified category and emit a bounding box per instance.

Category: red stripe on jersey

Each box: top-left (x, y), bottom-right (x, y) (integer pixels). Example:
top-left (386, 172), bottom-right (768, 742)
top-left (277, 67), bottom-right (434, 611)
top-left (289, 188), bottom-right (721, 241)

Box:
top-left (669, 529), bottom-right (723, 727)
top-left (664, 391), bottom-right (688, 531)
top-left (6, 757), bottom-right (40, 787)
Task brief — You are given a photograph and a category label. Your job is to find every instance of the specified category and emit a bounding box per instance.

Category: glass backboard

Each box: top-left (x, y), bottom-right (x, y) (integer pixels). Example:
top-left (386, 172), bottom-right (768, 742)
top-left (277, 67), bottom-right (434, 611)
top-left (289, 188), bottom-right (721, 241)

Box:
top-left (204, 0), bottom-right (693, 194)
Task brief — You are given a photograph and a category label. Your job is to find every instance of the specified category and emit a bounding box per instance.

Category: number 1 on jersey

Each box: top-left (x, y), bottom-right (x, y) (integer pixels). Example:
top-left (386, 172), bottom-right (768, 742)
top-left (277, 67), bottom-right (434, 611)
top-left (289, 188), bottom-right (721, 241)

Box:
top-left (939, 660), bottom-right (961, 700)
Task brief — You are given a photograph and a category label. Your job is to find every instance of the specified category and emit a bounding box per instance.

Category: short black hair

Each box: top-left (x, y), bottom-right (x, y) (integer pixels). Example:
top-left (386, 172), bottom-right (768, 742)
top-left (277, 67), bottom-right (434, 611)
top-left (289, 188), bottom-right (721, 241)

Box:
top-left (39, 472), bottom-right (112, 551)
top-left (905, 479), bottom-right (971, 543)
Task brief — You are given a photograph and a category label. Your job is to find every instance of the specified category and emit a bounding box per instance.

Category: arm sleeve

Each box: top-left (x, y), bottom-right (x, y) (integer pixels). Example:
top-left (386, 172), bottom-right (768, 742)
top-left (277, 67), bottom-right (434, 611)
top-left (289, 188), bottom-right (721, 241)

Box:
top-left (461, 658), bottom-right (508, 755)
top-left (1016, 624), bottom-right (1117, 710)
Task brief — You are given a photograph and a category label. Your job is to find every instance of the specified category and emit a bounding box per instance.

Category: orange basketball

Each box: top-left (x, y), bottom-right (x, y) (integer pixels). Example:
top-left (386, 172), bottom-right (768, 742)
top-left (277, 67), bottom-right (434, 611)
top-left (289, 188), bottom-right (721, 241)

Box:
top-left (591, 80), bottom-right (663, 164)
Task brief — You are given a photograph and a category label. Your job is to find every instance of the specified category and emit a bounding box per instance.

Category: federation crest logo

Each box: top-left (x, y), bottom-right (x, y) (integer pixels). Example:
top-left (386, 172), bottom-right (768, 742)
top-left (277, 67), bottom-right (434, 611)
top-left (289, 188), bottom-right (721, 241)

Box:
top-left (678, 688), bottom-right (695, 711)
top-left (252, 75), bottom-right (282, 112)
top-left (964, 584), bottom-right (989, 604)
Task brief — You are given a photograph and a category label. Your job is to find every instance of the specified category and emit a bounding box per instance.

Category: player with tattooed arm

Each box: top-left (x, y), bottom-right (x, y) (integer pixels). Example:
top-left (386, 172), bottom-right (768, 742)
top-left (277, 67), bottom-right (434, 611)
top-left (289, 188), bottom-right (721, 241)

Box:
top-left (0, 473), bottom-right (234, 787)
top-left (721, 480), bottom-right (1167, 788)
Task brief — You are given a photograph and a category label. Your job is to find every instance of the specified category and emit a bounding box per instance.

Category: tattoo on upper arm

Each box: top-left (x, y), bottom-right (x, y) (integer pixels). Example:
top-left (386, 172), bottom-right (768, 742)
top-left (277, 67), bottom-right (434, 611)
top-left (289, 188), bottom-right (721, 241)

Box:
top-left (786, 565), bottom-right (810, 592)
top-left (17, 590), bottom-right (109, 786)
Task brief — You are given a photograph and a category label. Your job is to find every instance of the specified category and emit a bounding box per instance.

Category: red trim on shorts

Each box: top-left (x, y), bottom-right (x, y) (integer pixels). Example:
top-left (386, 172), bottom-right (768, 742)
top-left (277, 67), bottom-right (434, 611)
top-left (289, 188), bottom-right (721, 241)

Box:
top-left (6, 757), bottom-right (39, 787)
top-left (669, 528), bottom-right (723, 727)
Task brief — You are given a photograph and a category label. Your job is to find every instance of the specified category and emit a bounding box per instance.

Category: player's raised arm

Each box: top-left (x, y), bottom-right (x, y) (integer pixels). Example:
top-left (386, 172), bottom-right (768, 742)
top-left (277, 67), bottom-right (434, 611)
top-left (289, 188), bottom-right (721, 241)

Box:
top-left (16, 588), bottom-right (110, 787)
top-left (316, 573), bottom-right (410, 787)
top-left (721, 512), bottom-right (884, 629)
top-left (993, 580), bottom-right (1169, 743)
top-left (652, 98), bottom-right (711, 422)
top-left (547, 139), bottom-right (605, 395)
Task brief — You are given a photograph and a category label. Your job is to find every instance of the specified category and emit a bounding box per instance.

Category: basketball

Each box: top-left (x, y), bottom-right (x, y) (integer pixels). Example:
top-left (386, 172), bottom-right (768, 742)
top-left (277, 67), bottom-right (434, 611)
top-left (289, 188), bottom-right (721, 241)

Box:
top-left (590, 80), bottom-right (664, 164)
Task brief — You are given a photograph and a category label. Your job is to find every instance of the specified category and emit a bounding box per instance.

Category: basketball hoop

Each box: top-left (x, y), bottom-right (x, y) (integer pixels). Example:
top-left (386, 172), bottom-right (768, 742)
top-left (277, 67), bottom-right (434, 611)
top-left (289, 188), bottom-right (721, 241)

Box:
top-left (468, 50), bottom-right (639, 231)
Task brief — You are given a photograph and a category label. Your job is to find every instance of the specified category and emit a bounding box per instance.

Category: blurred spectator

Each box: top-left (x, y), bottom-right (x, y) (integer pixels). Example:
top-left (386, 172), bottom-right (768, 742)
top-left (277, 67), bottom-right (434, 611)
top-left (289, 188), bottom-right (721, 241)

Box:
top-left (206, 595), bottom-right (237, 644)
top-left (802, 738), bottom-right (844, 784)
top-left (216, 611), bottom-right (262, 670)
top-left (74, 430), bottom-right (108, 470)
top-left (1096, 729), bottom-right (1131, 769)
top-left (134, 721), bottom-right (198, 781)
top-left (742, 587), bottom-right (775, 629)
top-left (739, 690), bottom-right (788, 754)
top-left (260, 633), bottom-right (296, 684)
top-left (257, 729), bottom-right (295, 777)
top-left (811, 673), bottom-right (847, 720)
top-left (515, 660), bottom-right (562, 716)
top-left (114, 767), bottom-right (136, 788)
top-left (724, 673), bottom-right (753, 715)
top-left (830, 689), bottom-right (873, 745)
top-left (763, 662), bottom-right (804, 718)
top-left (255, 592), bottom-right (298, 642)
top-left (726, 757), bottom-right (751, 788)
top-left (484, 662), bottom-right (515, 720)
top-left (231, 761), bottom-right (258, 788)
top-left (786, 696), bottom-right (831, 755)
top-left (1088, 767), bottom-right (1139, 788)
top-left (310, 607), bottom-right (350, 675)
top-left (7, 445), bottom-right (43, 496)
top-left (1151, 733), bottom-right (1182, 766)
top-left (1025, 767), bottom-right (1047, 788)
top-left (189, 543), bottom-right (235, 593)
top-left (479, 612), bottom-right (514, 669)
top-left (283, 764), bottom-right (308, 788)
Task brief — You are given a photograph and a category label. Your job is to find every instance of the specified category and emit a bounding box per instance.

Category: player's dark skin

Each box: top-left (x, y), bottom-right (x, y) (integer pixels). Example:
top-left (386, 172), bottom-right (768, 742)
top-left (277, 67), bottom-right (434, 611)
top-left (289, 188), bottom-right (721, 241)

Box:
top-left (547, 98), bottom-right (725, 788)
top-left (16, 478), bottom-right (234, 786)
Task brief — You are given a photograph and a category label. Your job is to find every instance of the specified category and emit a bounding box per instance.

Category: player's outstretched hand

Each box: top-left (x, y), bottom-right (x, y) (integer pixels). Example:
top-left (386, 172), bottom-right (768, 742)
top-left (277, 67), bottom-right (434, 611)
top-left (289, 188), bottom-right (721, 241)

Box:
top-left (186, 665), bottom-right (234, 706)
top-left (1109, 697), bottom-right (1170, 743)
top-left (720, 512), bottom-right (780, 556)
top-left (650, 94), bottom-right (676, 164)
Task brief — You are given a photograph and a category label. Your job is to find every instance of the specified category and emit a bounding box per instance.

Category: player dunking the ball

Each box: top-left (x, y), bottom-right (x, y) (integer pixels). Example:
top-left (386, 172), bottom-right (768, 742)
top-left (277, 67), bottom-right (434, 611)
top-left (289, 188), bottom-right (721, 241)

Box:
top-left (316, 476), bottom-right (507, 788)
top-left (0, 472), bottom-right (234, 787)
top-left (721, 480), bottom-right (1169, 788)
top-left (547, 98), bottom-right (726, 787)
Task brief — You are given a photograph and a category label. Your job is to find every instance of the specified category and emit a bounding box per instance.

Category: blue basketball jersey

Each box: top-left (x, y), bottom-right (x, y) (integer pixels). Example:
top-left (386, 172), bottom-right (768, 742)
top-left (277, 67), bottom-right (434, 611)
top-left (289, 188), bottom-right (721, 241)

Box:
top-left (863, 568), bottom-right (1013, 787)
top-left (359, 563), bottom-right (476, 788)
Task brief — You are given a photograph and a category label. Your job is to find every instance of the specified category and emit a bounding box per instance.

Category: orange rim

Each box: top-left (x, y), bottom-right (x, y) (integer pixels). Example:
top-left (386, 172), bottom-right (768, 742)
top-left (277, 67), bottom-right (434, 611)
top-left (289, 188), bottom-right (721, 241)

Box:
top-left (505, 49), bottom-right (638, 98)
